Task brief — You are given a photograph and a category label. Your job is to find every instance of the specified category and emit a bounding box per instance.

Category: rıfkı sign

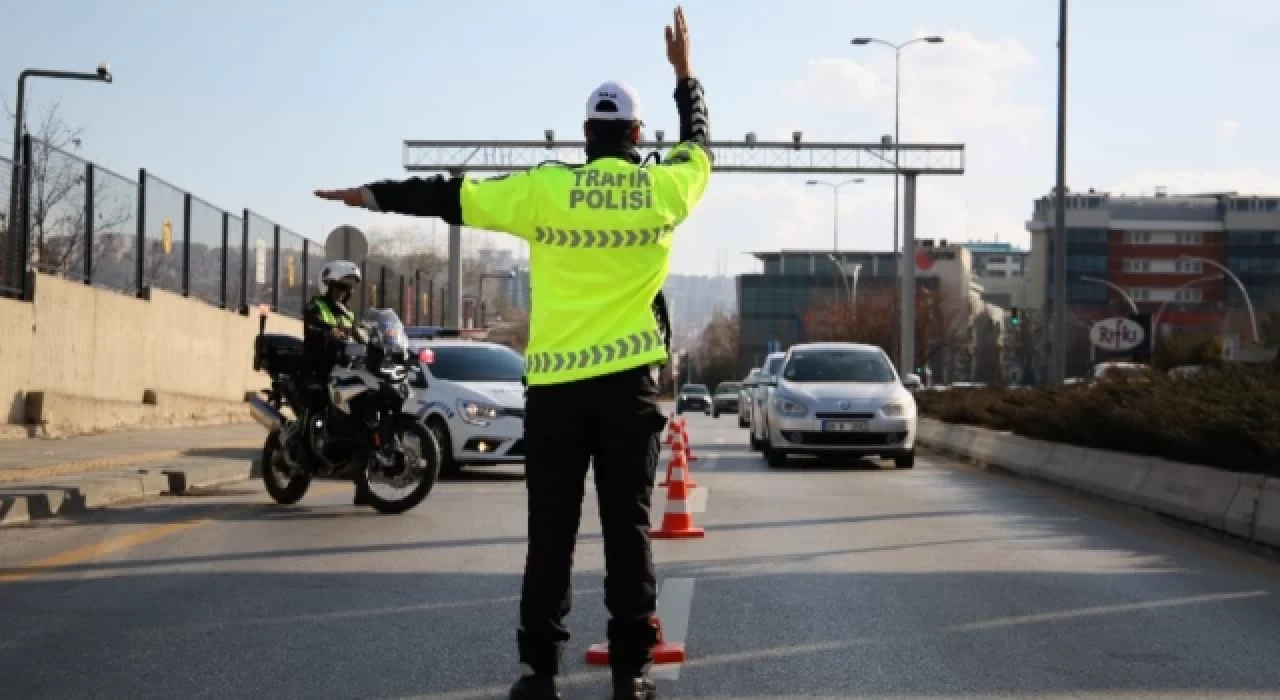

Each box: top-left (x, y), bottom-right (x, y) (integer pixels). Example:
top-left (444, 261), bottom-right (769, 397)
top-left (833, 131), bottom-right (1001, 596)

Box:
top-left (1089, 317), bottom-right (1145, 352)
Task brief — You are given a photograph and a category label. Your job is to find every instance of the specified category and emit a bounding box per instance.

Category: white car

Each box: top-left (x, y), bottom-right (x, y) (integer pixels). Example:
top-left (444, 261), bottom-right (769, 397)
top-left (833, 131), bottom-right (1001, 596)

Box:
top-left (756, 342), bottom-right (918, 469)
top-left (404, 338), bottom-right (527, 477)
top-left (748, 352), bottom-right (788, 450)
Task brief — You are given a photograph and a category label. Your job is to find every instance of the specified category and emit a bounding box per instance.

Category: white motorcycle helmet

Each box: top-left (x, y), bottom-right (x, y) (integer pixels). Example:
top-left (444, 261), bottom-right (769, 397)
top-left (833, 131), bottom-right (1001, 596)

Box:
top-left (320, 260), bottom-right (362, 295)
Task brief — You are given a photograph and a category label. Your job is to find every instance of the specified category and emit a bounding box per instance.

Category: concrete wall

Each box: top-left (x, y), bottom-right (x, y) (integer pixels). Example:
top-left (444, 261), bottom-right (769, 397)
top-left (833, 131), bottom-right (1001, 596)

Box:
top-left (0, 273), bottom-right (302, 425)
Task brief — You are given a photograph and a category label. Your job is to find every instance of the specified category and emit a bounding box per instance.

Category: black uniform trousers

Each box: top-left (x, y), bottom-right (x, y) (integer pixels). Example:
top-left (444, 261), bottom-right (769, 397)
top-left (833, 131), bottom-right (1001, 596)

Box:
top-left (517, 364), bottom-right (667, 678)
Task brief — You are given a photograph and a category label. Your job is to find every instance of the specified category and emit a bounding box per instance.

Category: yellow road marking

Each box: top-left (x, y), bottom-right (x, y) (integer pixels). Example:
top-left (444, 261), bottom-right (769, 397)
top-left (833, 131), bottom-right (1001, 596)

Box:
top-left (0, 483), bottom-right (349, 585)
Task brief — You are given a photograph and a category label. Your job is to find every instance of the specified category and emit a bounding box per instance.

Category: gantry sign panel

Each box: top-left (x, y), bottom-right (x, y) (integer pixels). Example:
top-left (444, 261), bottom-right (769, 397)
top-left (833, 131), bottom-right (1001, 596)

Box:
top-left (403, 140), bottom-right (965, 175)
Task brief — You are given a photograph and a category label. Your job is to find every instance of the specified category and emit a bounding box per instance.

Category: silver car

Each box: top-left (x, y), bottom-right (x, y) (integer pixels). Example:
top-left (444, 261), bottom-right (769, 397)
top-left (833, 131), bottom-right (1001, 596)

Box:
top-left (737, 368), bottom-right (762, 427)
top-left (748, 352), bottom-right (787, 451)
top-left (756, 342), bottom-right (918, 469)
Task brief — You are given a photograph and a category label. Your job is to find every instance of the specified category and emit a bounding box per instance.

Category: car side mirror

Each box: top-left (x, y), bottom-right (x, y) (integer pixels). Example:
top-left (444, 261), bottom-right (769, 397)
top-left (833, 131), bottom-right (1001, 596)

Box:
top-left (902, 373), bottom-right (922, 391)
top-left (762, 377), bottom-right (778, 387)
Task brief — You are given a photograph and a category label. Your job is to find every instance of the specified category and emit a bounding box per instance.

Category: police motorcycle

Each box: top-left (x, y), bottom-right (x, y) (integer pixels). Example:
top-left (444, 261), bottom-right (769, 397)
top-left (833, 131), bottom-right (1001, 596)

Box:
top-left (247, 307), bottom-right (441, 514)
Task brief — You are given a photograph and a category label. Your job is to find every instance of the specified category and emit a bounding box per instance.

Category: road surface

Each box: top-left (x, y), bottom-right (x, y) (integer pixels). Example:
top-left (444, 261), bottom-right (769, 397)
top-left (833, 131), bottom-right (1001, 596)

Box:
top-left (3, 412), bottom-right (1280, 699)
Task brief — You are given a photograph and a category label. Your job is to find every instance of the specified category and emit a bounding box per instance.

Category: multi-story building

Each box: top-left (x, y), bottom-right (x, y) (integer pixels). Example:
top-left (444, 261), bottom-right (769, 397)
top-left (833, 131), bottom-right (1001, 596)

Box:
top-left (1026, 189), bottom-right (1280, 375)
top-left (963, 241), bottom-right (1031, 310)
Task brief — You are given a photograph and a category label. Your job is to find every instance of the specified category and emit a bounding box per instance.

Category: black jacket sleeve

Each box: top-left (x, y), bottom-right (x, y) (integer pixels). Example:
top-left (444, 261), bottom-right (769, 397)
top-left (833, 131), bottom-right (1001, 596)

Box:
top-left (359, 176), bottom-right (465, 224)
top-left (674, 77), bottom-right (710, 151)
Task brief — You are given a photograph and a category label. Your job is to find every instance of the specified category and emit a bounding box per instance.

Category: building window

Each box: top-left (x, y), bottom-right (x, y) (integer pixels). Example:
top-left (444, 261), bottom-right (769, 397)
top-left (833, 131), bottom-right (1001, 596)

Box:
top-left (1175, 259), bottom-right (1203, 273)
top-left (1176, 287), bottom-right (1203, 303)
top-left (1067, 254), bottom-right (1107, 272)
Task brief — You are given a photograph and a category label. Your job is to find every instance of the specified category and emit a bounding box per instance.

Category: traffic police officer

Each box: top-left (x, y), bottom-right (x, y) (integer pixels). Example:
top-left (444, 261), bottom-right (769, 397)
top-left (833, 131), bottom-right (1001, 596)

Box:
top-left (315, 8), bottom-right (709, 698)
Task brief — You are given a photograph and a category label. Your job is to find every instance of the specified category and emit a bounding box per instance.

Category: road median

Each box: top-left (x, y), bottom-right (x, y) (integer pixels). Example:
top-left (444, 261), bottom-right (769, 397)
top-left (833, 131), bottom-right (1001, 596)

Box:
top-left (917, 417), bottom-right (1280, 551)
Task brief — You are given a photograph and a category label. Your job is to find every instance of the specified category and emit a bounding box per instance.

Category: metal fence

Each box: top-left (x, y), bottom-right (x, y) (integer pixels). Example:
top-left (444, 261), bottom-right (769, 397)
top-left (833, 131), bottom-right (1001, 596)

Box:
top-left (1, 134), bottom-right (443, 325)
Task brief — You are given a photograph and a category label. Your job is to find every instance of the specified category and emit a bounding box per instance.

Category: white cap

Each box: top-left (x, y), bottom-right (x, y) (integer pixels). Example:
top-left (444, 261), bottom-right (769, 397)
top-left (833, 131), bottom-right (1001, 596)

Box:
top-left (585, 81), bottom-right (642, 122)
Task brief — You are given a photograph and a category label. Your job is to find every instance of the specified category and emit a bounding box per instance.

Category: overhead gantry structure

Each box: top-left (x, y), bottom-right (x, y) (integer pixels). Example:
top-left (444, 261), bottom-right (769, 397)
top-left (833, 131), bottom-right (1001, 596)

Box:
top-left (401, 134), bottom-right (965, 373)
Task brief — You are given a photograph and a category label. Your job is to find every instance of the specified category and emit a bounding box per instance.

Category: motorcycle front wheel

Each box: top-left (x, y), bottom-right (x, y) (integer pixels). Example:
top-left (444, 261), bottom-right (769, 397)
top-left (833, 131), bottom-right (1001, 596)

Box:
top-left (357, 417), bottom-right (441, 515)
top-left (261, 430), bottom-right (312, 505)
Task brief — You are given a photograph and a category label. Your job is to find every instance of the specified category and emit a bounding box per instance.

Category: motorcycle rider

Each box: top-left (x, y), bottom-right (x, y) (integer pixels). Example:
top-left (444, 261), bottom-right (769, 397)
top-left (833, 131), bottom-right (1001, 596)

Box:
top-left (301, 260), bottom-right (372, 506)
top-left (315, 8), bottom-right (708, 698)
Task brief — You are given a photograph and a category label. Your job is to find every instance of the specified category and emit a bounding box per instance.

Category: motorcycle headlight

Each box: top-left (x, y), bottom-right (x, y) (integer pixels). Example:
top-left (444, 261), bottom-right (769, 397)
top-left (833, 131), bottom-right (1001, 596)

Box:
top-left (458, 400), bottom-right (501, 424)
top-left (880, 401), bottom-right (907, 418)
top-left (773, 396), bottom-right (808, 417)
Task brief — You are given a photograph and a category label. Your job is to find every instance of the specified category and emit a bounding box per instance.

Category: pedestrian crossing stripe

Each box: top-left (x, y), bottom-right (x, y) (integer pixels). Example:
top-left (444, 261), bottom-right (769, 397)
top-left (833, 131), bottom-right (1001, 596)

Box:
top-left (526, 330), bottom-right (664, 375)
top-left (532, 225), bottom-right (674, 248)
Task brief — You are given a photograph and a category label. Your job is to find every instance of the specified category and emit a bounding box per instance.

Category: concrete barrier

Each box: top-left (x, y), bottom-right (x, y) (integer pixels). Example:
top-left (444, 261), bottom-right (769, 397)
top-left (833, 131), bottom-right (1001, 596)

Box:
top-left (916, 417), bottom-right (1275, 549)
top-left (0, 273), bottom-right (301, 430)
top-left (25, 390), bottom-right (252, 438)
top-left (1251, 479), bottom-right (1280, 548)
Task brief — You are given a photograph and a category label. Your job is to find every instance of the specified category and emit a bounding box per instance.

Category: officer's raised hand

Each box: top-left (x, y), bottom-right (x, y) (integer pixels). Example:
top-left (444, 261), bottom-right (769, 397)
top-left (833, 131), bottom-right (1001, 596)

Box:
top-left (665, 6), bottom-right (692, 78)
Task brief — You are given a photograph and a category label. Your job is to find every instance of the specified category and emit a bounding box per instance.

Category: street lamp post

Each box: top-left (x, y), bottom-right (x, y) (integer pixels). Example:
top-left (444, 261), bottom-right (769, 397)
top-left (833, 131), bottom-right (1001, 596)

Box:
top-left (7, 63), bottom-right (112, 290)
top-left (1180, 255), bottom-right (1261, 344)
top-left (1151, 274), bottom-right (1223, 352)
top-left (850, 35), bottom-right (943, 365)
top-left (806, 178), bottom-right (864, 251)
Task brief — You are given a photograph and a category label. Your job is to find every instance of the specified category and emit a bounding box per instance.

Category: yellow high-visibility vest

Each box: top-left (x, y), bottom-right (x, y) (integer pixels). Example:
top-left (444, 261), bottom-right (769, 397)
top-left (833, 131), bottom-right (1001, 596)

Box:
top-left (460, 141), bottom-right (711, 386)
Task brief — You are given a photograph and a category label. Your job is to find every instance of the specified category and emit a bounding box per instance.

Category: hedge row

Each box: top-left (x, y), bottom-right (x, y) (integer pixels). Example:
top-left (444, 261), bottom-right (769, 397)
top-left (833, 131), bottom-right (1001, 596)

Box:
top-left (915, 367), bottom-right (1280, 476)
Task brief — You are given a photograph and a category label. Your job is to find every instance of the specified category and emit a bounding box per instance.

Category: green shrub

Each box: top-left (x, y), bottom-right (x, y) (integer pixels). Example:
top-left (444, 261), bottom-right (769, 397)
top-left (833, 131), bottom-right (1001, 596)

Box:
top-left (916, 366), bottom-right (1280, 475)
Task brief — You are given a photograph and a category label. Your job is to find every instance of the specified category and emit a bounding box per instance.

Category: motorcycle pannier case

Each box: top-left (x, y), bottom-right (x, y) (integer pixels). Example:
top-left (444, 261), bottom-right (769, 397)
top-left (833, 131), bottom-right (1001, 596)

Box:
top-left (254, 333), bottom-right (305, 375)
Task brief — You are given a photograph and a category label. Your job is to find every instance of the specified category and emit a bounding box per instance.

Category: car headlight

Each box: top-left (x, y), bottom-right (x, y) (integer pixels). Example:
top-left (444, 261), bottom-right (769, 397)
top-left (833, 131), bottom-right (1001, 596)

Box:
top-left (458, 400), bottom-right (501, 424)
top-left (879, 401), bottom-right (907, 418)
top-left (773, 396), bottom-right (808, 417)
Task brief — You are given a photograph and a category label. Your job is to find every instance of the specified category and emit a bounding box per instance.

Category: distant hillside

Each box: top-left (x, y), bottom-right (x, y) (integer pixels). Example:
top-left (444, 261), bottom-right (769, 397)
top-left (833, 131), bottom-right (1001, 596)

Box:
top-left (663, 274), bottom-right (736, 347)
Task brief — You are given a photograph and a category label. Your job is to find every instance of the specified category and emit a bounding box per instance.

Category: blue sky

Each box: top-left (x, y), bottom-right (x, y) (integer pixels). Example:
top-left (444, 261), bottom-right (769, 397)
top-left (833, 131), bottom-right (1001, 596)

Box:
top-left (3, 0), bottom-right (1277, 274)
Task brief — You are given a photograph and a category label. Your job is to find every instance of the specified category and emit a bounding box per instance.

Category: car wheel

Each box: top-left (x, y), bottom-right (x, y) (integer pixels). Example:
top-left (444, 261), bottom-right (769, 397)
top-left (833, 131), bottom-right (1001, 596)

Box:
top-left (894, 451), bottom-right (915, 469)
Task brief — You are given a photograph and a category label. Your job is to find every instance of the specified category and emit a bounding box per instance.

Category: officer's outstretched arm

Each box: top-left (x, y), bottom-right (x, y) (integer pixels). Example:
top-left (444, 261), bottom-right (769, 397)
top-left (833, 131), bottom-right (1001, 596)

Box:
top-left (355, 171), bottom-right (540, 240)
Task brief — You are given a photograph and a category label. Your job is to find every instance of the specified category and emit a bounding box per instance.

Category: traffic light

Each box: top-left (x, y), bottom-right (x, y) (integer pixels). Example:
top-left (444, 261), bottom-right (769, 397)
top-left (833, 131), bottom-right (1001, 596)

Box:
top-left (1010, 307), bottom-right (1021, 326)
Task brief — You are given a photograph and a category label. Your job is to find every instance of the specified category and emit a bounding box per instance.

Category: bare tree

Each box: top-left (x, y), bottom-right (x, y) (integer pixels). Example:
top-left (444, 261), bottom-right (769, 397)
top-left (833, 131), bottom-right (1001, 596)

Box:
top-left (692, 309), bottom-right (740, 389)
top-left (3, 100), bottom-right (132, 280)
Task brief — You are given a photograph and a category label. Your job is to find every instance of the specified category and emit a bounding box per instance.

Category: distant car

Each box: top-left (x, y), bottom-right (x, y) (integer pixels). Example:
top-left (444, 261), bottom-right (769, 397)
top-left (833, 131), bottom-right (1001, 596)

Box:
top-left (738, 368), bottom-right (762, 427)
top-left (756, 342), bottom-right (917, 469)
top-left (676, 384), bottom-right (711, 414)
top-left (711, 381), bottom-right (742, 418)
top-left (403, 338), bottom-right (527, 477)
top-left (748, 352), bottom-right (788, 450)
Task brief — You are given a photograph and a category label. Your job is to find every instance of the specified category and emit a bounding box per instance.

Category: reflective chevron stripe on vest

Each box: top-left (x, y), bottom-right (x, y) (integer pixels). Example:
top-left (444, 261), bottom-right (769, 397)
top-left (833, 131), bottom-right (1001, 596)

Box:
top-left (525, 330), bottom-right (664, 375)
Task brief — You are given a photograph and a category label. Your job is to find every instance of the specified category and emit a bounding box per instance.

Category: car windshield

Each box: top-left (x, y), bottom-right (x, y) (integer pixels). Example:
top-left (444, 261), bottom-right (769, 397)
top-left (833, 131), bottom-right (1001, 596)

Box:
top-left (782, 348), bottom-right (896, 383)
top-left (716, 382), bottom-right (741, 394)
top-left (416, 344), bottom-right (525, 382)
top-left (682, 385), bottom-right (709, 395)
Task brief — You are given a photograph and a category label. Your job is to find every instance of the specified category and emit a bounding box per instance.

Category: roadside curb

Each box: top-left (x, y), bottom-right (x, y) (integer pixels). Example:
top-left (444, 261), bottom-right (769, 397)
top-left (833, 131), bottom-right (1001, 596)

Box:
top-left (917, 418), bottom-right (1280, 551)
top-left (0, 458), bottom-right (262, 527)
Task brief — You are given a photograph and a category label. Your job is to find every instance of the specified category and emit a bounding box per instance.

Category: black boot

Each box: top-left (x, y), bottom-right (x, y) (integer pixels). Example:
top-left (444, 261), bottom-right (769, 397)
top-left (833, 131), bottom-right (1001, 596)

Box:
top-left (353, 482), bottom-right (372, 506)
top-left (612, 676), bottom-right (657, 700)
top-left (508, 674), bottom-right (561, 700)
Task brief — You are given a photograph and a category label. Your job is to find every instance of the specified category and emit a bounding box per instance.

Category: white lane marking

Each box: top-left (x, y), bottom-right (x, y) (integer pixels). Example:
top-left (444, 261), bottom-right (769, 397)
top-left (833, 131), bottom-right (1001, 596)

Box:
top-left (941, 590), bottom-right (1270, 633)
top-left (650, 577), bottom-right (696, 681)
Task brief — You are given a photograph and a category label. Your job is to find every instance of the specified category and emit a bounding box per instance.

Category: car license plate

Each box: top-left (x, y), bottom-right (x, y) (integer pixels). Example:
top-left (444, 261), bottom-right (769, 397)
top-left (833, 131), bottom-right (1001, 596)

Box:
top-left (823, 420), bottom-right (868, 432)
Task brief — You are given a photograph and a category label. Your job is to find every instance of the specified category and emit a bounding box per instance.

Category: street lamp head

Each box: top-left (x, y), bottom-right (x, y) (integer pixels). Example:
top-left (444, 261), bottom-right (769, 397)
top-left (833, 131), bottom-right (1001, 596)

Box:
top-left (924, 36), bottom-right (945, 43)
top-left (850, 38), bottom-right (872, 45)
top-left (805, 179), bottom-right (821, 186)
top-left (96, 62), bottom-right (112, 82)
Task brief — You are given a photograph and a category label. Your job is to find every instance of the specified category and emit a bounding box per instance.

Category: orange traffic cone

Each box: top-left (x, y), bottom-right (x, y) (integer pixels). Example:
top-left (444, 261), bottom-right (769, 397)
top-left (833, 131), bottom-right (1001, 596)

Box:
top-left (658, 435), bottom-right (694, 488)
top-left (652, 455), bottom-right (704, 539)
top-left (664, 417), bottom-right (677, 446)
top-left (585, 616), bottom-right (686, 665)
top-left (679, 421), bottom-right (699, 463)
